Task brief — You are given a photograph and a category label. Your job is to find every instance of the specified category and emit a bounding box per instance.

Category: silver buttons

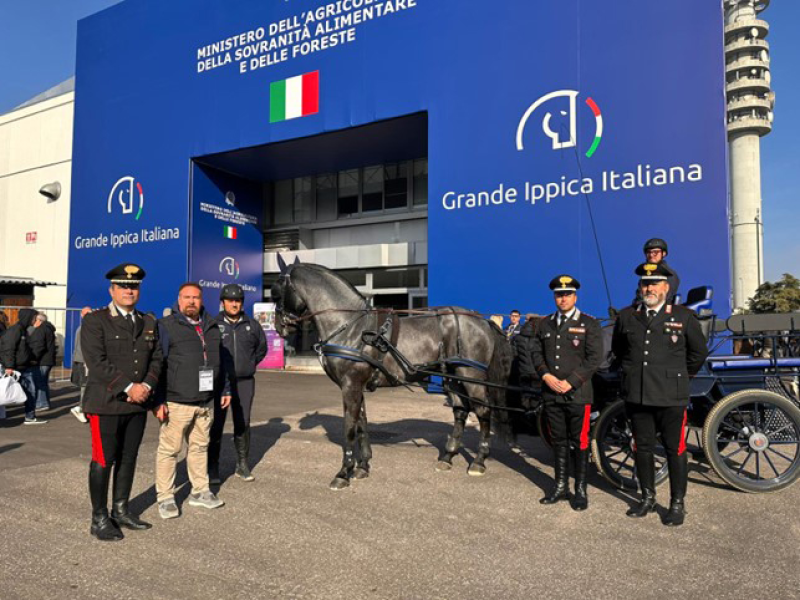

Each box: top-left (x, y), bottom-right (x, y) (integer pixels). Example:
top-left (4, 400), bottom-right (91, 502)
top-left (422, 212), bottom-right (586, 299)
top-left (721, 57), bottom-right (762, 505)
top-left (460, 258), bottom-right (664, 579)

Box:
top-left (644, 351), bottom-right (648, 355)
top-left (556, 355), bottom-right (560, 359)
top-left (643, 362), bottom-right (648, 366)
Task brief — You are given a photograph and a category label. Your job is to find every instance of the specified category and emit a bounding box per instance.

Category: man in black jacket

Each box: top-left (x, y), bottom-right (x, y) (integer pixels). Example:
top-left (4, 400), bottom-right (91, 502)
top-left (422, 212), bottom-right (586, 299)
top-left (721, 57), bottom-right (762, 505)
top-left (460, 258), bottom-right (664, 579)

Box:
top-left (612, 262), bottom-right (708, 526)
top-left (154, 283), bottom-right (231, 519)
top-left (209, 284), bottom-right (267, 484)
top-left (81, 264), bottom-right (163, 541)
top-left (0, 308), bottom-right (45, 424)
top-left (28, 313), bottom-right (57, 411)
top-left (531, 276), bottom-right (603, 511)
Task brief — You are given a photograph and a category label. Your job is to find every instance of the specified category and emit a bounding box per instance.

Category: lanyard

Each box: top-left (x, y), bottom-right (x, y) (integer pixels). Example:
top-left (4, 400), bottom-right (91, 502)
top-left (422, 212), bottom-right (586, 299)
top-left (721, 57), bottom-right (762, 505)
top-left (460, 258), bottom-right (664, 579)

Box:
top-left (193, 324), bottom-right (208, 366)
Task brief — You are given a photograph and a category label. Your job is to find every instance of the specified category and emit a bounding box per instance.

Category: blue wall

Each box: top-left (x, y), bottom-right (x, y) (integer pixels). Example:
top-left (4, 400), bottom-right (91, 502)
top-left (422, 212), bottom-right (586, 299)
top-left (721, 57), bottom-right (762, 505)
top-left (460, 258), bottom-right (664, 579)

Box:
top-left (68, 0), bottom-right (729, 317)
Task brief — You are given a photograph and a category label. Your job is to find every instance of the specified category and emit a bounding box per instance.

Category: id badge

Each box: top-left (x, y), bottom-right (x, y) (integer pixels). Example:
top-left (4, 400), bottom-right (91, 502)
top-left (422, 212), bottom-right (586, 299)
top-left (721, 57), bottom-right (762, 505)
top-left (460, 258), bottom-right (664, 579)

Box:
top-left (199, 367), bottom-right (214, 392)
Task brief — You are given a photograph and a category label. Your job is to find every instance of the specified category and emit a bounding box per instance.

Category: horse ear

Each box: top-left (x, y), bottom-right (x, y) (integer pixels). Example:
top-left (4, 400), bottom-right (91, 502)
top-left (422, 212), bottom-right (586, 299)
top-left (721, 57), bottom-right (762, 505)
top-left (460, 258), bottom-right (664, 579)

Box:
top-left (293, 256), bottom-right (300, 265)
top-left (277, 253), bottom-right (287, 274)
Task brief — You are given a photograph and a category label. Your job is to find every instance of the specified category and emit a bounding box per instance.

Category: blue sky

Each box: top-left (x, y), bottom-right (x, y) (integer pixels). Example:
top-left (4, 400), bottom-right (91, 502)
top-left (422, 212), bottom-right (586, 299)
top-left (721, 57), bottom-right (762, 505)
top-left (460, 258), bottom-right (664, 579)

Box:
top-left (1, 0), bottom-right (797, 281)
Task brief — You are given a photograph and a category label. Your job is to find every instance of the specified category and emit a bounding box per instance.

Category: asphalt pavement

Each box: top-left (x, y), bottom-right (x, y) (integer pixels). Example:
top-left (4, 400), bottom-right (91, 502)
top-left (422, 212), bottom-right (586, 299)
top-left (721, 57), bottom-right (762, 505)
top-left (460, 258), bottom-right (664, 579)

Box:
top-left (1, 372), bottom-right (798, 600)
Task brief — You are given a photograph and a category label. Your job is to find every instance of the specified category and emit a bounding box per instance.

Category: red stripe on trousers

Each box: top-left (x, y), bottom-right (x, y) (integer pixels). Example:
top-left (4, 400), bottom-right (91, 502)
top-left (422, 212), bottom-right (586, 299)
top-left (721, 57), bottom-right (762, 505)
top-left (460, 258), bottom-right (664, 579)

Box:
top-left (677, 409), bottom-right (688, 456)
top-left (89, 414), bottom-right (106, 467)
top-left (302, 71), bottom-right (319, 116)
top-left (579, 405), bottom-right (591, 450)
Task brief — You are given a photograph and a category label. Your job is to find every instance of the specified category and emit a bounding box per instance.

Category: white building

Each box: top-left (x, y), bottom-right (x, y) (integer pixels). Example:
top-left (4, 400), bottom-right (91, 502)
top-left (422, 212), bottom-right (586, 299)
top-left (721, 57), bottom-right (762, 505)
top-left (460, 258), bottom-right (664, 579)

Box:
top-left (0, 79), bottom-right (74, 310)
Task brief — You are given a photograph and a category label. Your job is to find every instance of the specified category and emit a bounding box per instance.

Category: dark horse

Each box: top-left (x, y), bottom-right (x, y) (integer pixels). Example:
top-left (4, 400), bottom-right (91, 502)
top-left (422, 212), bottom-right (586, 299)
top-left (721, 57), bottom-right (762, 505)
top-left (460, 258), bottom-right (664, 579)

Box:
top-left (271, 257), bottom-right (513, 490)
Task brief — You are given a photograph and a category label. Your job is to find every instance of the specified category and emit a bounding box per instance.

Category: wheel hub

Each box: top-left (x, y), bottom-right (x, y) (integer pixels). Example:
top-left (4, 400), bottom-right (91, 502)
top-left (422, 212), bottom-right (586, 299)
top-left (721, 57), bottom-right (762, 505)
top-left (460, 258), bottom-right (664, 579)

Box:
top-left (748, 432), bottom-right (769, 452)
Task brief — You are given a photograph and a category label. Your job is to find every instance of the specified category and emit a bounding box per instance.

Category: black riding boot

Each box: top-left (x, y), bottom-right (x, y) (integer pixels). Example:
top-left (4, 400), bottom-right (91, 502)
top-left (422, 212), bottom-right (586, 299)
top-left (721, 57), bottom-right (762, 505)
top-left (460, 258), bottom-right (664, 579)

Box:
top-left (663, 452), bottom-right (688, 527)
top-left (89, 462), bottom-right (123, 541)
top-left (571, 449), bottom-right (590, 511)
top-left (111, 461), bottom-right (151, 531)
top-left (208, 437), bottom-right (221, 485)
top-left (234, 429), bottom-right (254, 482)
top-left (541, 446), bottom-right (571, 505)
top-left (626, 452), bottom-right (657, 518)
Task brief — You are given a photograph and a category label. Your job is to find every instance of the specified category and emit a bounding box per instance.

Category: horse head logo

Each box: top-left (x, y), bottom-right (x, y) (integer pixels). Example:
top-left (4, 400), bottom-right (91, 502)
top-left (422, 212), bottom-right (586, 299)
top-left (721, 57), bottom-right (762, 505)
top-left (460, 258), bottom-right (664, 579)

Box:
top-left (219, 257), bottom-right (240, 279)
top-left (107, 176), bottom-right (145, 220)
top-left (516, 90), bottom-right (603, 159)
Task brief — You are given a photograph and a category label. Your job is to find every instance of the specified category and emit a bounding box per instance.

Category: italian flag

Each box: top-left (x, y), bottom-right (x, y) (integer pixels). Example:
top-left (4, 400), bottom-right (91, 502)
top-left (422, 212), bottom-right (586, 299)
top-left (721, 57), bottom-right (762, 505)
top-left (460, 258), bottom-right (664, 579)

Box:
top-left (270, 71), bottom-right (319, 123)
top-left (224, 226), bottom-right (237, 239)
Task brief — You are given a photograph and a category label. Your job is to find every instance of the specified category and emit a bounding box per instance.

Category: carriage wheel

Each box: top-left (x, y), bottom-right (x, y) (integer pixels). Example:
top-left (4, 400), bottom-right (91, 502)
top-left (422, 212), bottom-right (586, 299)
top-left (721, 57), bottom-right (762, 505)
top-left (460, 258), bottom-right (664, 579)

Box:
top-left (702, 390), bottom-right (800, 493)
top-left (536, 408), bottom-right (553, 449)
top-left (590, 400), bottom-right (669, 491)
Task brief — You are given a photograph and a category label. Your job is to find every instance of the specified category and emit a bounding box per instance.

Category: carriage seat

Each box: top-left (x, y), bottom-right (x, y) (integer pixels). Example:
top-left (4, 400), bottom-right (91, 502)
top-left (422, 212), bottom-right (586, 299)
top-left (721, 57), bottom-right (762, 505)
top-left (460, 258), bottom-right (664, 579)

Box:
top-left (682, 286), bottom-right (713, 312)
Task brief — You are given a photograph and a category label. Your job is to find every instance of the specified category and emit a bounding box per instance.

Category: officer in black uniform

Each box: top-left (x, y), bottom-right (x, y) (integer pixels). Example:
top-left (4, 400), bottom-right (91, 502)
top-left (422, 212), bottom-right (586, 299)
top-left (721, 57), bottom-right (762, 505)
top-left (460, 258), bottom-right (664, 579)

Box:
top-left (81, 264), bottom-right (163, 541)
top-left (532, 275), bottom-right (603, 511)
top-left (209, 284), bottom-right (268, 484)
top-left (612, 262), bottom-right (707, 526)
top-left (633, 238), bottom-right (680, 305)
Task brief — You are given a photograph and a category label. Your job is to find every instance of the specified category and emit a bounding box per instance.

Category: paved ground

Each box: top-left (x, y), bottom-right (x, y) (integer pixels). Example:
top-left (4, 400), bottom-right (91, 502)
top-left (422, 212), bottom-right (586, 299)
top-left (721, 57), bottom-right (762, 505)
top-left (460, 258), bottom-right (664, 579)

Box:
top-left (1, 372), bottom-right (798, 600)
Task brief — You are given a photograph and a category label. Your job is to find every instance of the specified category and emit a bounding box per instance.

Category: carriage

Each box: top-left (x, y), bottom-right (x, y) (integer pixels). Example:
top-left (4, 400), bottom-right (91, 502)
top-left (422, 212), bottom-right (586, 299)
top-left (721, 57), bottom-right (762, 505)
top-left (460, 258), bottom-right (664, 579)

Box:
top-left (586, 304), bottom-right (800, 494)
top-left (272, 259), bottom-right (800, 494)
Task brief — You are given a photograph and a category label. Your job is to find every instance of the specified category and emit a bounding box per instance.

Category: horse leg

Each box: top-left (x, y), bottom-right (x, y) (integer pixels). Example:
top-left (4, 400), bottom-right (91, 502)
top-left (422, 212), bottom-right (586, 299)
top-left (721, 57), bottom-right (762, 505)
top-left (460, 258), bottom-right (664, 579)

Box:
top-left (468, 409), bottom-right (492, 477)
top-left (330, 388), bottom-right (362, 490)
top-left (353, 401), bottom-right (371, 480)
top-left (437, 399), bottom-right (469, 471)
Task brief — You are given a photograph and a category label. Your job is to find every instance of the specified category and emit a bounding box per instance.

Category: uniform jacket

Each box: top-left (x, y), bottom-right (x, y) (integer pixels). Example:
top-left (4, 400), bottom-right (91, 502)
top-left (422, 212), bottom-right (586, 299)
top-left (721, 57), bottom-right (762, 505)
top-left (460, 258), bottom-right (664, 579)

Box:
top-left (29, 322), bottom-right (57, 367)
top-left (611, 303), bottom-right (707, 407)
top-left (158, 306), bottom-right (230, 404)
top-left (0, 309), bottom-right (37, 370)
top-left (531, 309), bottom-right (603, 405)
top-left (81, 304), bottom-right (163, 415)
top-left (633, 260), bottom-right (681, 306)
top-left (215, 312), bottom-right (268, 379)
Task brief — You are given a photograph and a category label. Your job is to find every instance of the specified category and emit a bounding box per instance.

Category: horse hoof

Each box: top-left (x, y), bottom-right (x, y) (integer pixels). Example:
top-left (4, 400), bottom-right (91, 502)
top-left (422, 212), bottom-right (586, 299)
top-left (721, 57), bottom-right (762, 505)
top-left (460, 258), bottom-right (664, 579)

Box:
top-left (467, 464), bottom-right (486, 477)
top-left (436, 461), bottom-right (453, 472)
top-left (329, 477), bottom-right (350, 490)
top-left (353, 468), bottom-right (369, 480)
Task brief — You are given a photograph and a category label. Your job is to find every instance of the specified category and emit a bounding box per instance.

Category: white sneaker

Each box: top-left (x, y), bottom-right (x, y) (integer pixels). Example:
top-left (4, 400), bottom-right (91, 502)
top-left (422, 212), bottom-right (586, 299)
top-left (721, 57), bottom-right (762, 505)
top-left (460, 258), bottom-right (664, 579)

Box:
top-left (188, 491), bottom-right (224, 509)
top-left (23, 418), bottom-right (48, 425)
top-left (71, 406), bottom-right (88, 423)
top-left (158, 500), bottom-right (180, 519)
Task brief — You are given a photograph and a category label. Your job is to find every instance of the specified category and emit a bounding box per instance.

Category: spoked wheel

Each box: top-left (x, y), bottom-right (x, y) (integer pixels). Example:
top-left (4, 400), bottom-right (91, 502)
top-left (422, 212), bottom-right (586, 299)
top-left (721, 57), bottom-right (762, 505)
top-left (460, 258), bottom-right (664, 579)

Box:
top-left (702, 390), bottom-right (800, 493)
top-left (591, 400), bottom-right (669, 491)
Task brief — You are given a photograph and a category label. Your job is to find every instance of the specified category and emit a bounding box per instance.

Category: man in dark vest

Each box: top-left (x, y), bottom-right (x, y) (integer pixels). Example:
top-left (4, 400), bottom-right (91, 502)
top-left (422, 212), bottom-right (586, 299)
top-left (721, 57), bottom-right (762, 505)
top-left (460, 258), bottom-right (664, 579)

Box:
top-left (154, 283), bottom-right (231, 519)
top-left (531, 275), bottom-right (603, 511)
top-left (209, 284), bottom-right (268, 484)
top-left (613, 262), bottom-right (707, 526)
top-left (81, 264), bottom-right (162, 541)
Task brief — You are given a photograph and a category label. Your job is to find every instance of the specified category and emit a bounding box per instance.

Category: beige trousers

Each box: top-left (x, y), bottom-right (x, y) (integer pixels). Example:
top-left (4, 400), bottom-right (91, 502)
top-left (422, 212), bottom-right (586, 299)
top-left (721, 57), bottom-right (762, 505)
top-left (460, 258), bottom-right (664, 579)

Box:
top-left (155, 401), bottom-right (214, 503)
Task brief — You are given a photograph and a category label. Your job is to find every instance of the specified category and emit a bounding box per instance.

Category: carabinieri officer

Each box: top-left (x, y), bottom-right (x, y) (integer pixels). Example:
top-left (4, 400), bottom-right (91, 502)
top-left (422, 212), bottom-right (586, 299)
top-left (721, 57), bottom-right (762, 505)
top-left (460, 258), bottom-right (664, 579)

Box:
top-left (612, 262), bottom-right (707, 526)
top-left (532, 275), bottom-right (603, 511)
top-left (81, 264), bottom-right (163, 541)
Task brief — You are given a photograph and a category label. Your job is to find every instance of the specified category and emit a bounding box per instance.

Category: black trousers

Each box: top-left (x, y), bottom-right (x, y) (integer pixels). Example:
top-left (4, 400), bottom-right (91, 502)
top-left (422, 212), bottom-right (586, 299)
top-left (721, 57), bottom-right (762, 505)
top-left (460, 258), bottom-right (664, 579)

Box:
top-left (544, 402), bottom-right (592, 450)
top-left (88, 412), bottom-right (147, 512)
top-left (626, 403), bottom-right (689, 499)
top-left (211, 376), bottom-right (255, 443)
top-left (89, 412), bottom-right (147, 469)
top-left (625, 404), bottom-right (687, 458)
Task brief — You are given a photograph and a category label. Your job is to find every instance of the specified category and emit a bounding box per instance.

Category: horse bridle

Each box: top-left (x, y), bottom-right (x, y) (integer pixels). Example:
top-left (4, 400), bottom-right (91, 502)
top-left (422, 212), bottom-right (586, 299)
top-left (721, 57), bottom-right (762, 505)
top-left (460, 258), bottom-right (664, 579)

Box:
top-left (274, 269), bottom-right (308, 329)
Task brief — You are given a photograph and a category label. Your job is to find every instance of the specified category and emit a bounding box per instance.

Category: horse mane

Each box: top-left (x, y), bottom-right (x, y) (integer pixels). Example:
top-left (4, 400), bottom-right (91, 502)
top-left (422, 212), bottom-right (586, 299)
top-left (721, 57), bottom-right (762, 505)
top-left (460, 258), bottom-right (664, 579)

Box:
top-left (291, 263), bottom-right (367, 306)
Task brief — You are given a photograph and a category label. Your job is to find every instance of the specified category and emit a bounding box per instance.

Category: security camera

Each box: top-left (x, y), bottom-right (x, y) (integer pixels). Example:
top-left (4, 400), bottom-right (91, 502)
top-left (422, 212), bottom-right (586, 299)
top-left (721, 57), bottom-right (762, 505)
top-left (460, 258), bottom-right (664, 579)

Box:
top-left (39, 182), bottom-right (62, 203)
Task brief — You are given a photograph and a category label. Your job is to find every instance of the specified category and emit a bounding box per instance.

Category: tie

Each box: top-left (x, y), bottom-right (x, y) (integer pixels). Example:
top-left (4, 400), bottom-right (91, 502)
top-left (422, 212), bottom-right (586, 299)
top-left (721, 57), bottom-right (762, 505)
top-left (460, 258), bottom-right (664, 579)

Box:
top-left (125, 313), bottom-right (135, 335)
top-left (558, 315), bottom-right (565, 329)
top-left (647, 310), bottom-right (656, 320)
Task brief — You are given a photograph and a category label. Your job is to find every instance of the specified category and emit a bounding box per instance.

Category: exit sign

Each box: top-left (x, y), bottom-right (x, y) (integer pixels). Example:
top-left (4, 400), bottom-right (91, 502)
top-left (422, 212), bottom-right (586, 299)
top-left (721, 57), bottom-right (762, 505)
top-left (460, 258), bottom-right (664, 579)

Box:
top-left (26, 232), bottom-right (37, 244)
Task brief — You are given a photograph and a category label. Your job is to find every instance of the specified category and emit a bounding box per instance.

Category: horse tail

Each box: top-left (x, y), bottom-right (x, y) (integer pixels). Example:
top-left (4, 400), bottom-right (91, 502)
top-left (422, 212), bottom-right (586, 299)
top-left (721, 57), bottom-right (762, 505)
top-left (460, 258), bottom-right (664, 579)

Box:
top-left (487, 330), bottom-right (514, 445)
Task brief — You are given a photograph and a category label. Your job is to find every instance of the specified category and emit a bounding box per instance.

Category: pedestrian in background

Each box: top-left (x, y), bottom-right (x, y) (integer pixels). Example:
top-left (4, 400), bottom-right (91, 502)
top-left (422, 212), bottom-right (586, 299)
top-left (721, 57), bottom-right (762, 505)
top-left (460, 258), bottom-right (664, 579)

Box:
top-left (209, 284), bottom-right (267, 484)
top-left (0, 309), bottom-right (46, 425)
top-left (154, 283), bottom-right (231, 519)
top-left (70, 306), bottom-right (93, 423)
top-left (29, 313), bottom-right (57, 411)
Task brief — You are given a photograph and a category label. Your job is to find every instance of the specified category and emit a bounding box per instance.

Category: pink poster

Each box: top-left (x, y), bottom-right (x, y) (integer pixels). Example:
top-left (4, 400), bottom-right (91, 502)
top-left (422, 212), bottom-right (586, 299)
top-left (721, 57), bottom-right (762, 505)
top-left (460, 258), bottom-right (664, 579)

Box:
top-left (254, 303), bottom-right (285, 370)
